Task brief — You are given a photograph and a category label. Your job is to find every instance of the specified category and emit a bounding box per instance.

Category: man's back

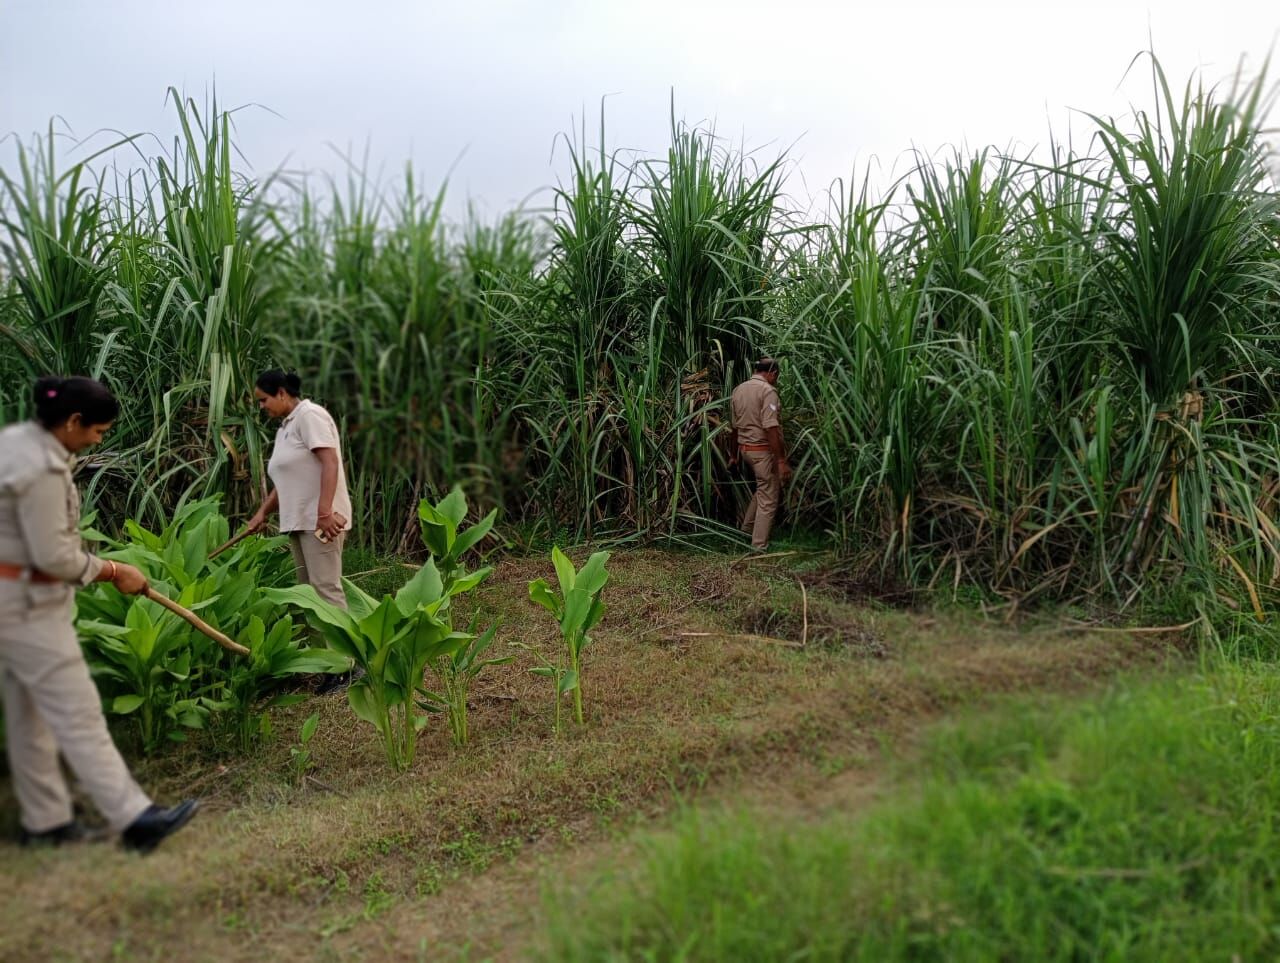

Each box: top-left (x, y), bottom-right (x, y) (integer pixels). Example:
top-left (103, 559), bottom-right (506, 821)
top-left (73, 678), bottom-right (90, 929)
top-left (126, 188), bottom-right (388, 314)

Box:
top-left (731, 375), bottom-right (781, 446)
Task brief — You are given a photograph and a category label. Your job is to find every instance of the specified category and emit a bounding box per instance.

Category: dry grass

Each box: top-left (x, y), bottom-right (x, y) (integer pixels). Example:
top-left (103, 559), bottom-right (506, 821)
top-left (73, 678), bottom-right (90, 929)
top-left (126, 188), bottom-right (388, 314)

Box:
top-left (0, 550), bottom-right (1179, 961)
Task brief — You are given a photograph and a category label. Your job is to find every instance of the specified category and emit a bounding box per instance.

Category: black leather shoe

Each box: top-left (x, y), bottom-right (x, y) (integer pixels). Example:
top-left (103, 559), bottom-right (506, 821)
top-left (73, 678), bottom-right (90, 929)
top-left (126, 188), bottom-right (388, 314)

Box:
top-left (316, 665), bottom-right (365, 695)
top-left (121, 800), bottom-right (199, 854)
top-left (18, 820), bottom-right (86, 848)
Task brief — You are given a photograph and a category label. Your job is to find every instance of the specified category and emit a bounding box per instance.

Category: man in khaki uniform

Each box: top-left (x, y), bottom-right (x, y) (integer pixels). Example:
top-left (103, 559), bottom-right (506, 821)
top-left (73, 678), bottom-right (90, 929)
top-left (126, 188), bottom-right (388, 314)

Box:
top-left (729, 358), bottom-right (792, 551)
top-left (1, 376), bottom-right (198, 851)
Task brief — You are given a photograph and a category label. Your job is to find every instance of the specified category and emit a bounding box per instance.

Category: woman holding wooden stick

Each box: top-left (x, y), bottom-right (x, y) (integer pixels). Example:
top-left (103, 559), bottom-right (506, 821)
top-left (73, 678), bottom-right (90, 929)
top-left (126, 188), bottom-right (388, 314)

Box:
top-left (0, 377), bottom-right (198, 852)
top-left (247, 370), bottom-right (352, 609)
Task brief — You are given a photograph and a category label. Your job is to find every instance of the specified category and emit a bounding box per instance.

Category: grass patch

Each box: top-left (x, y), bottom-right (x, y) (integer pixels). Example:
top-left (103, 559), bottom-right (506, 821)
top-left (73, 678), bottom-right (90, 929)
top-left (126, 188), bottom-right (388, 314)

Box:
top-left (537, 660), bottom-right (1280, 962)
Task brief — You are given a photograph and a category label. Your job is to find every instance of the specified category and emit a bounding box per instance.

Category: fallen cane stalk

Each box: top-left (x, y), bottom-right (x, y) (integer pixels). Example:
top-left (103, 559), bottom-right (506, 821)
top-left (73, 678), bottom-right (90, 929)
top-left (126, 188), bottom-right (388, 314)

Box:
top-left (143, 587), bottom-right (250, 656)
top-left (678, 631), bottom-right (803, 649)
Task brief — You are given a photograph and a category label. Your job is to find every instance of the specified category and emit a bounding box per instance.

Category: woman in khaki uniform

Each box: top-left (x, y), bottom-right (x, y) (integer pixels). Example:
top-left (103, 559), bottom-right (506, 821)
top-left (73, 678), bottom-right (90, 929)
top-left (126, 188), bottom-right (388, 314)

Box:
top-left (247, 371), bottom-right (352, 610)
top-left (0, 377), bottom-right (198, 851)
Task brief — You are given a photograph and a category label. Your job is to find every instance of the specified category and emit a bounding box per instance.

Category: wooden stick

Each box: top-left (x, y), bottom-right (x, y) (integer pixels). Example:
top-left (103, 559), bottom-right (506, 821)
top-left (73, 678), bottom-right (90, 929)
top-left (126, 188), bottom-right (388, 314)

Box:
top-left (208, 528), bottom-right (252, 561)
top-left (143, 587), bottom-right (250, 656)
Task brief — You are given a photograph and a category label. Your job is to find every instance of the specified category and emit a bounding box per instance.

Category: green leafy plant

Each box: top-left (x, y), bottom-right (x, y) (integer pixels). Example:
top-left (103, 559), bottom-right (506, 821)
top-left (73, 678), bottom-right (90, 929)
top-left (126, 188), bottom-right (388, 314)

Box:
top-left (267, 561), bottom-right (476, 771)
top-left (76, 497), bottom-right (319, 752)
top-left (414, 487), bottom-right (510, 746)
top-left (420, 617), bottom-right (508, 747)
top-left (290, 711), bottom-right (321, 786)
top-left (523, 547), bottom-right (611, 731)
top-left (78, 595), bottom-right (228, 752)
top-left (224, 616), bottom-right (347, 752)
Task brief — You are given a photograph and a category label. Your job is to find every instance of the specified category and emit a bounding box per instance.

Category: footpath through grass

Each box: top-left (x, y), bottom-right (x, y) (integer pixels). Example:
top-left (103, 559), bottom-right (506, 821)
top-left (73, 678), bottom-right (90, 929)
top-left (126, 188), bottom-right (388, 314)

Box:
top-left (538, 660), bottom-right (1280, 962)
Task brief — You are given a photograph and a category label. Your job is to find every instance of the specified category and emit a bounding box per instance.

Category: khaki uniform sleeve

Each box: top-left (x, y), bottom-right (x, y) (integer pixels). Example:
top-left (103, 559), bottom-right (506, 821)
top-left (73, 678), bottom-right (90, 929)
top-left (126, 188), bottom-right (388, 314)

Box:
top-left (760, 386), bottom-right (781, 431)
top-left (297, 407), bottom-right (340, 451)
top-left (15, 466), bottom-right (104, 586)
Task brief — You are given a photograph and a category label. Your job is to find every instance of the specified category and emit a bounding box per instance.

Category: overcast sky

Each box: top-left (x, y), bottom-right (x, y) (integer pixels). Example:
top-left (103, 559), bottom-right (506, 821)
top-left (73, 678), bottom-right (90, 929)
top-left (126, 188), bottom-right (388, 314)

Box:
top-left (3, 0), bottom-right (1278, 220)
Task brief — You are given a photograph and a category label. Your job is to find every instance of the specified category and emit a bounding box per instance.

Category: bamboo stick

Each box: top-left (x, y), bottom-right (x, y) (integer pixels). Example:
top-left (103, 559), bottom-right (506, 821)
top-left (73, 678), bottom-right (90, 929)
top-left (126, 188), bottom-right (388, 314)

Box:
top-left (208, 528), bottom-right (252, 561)
top-left (143, 587), bottom-right (250, 656)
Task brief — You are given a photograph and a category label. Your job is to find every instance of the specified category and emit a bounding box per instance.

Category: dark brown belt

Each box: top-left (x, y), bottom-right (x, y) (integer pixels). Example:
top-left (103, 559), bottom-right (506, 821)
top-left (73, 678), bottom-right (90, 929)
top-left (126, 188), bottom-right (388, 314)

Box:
top-left (0, 563), bottom-right (60, 584)
top-left (739, 444), bottom-right (771, 452)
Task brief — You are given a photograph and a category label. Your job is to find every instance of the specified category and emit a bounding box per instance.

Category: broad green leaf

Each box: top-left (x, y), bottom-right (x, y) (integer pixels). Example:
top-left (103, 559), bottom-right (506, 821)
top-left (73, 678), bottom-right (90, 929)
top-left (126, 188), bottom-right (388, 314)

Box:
top-left (112, 694), bottom-right (145, 714)
top-left (241, 616), bottom-right (266, 650)
top-left (447, 566), bottom-right (492, 597)
top-left (460, 623), bottom-right (501, 669)
top-left (124, 603), bottom-right (159, 663)
top-left (418, 502), bottom-right (454, 557)
top-left (529, 666), bottom-right (556, 678)
top-left (318, 626), bottom-right (365, 663)
top-left (551, 546), bottom-right (576, 596)
top-left (394, 558), bottom-right (445, 616)
top-left (575, 551), bottom-right (611, 595)
top-left (167, 649), bottom-right (191, 680)
top-left (359, 597), bottom-right (409, 650)
top-left (437, 486), bottom-right (468, 528)
top-left (278, 649), bottom-right (350, 674)
top-left (368, 637), bottom-right (398, 680)
top-left (347, 682), bottom-right (385, 731)
top-left (342, 578), bottom-right (380, 621)
top-left (265, 618), bottom-right (295, 651)
top-left (181, 524), bottom-right (208, 580)
top-left (217, 573), bottom-right (257, 618)
top-left (557, 669), bottom-right (579, 695)
top-left (264, 585), bottom-right (358, 635)
top-left (528, 578), bottom-right (560, 616)
top-left (561, 586), bottom-right (593, 637)
top-left (583, 597), bottom-right (606, 634)
top-left (300, 712), bottom-right (320, 744)
top-left (78, 620), bottom-right (131, 640)
top-left (451, 508), bottom-right (497, 558)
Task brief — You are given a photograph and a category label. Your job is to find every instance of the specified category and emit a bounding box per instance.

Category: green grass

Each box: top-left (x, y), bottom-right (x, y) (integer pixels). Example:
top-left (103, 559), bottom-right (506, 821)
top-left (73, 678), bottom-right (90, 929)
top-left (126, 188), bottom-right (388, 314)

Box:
top-left (537, 660), bottom-right (1280, 962)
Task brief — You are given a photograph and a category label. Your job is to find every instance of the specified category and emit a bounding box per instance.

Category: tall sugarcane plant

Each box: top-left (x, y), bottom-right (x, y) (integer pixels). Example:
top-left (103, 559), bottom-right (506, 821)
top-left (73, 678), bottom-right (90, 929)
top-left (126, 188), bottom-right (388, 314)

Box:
top-left (4, 53), bottom-right (1279, 614)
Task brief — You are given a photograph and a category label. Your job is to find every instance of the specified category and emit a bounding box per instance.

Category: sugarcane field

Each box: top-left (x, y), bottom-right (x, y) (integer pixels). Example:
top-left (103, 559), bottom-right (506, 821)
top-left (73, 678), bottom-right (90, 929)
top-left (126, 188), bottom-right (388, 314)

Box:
top-left (4, 3), bottom-right (1280, 959)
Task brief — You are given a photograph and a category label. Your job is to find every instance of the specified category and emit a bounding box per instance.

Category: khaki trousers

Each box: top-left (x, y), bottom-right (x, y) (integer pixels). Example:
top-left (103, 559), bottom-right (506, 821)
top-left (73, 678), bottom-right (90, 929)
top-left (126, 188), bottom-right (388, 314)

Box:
top-left (741, 450), bottom-right (781, 550)
top-left (0, 602), bottom-right (151, 833)
top-left (288, 532), bottom-right (347, 610)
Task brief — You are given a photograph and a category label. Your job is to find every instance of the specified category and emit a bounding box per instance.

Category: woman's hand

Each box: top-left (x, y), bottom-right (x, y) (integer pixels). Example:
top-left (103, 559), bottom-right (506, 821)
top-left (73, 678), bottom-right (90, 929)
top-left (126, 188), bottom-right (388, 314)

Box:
top-left (317, 511), bottom-right (346, 540)
top-left (245, 509), bottom-right (268, 534)
top-left (111, 562), bottom-right (149, 595)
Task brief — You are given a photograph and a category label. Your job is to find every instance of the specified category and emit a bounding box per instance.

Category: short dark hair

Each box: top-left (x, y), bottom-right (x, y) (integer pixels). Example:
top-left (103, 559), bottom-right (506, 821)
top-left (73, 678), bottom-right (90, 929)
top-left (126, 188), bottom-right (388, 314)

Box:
top-left (754, 357), bottom-right (780, 374)
top-left (32, 376), bottom-right (119, 429)
top-left (256, 370), bottom-right (302, 397)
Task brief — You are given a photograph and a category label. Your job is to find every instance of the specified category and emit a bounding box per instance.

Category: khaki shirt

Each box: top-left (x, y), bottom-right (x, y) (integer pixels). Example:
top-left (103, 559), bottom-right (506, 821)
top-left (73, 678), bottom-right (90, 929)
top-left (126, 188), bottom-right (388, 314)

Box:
top-left (0, 421), bottom-right (104, 621)
top-left (267, 400), bottom-right (353, 533)
top-left (730, 374), bottom-right (782, 446)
